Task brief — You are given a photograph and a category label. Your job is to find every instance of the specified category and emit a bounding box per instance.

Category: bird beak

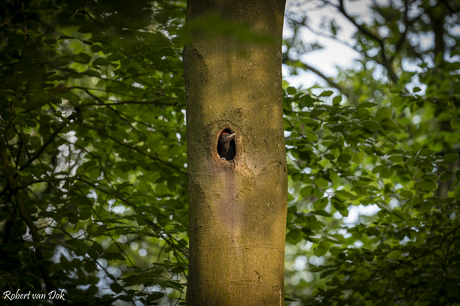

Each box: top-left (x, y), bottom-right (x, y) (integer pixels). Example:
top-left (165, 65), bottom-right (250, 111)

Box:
top-left (227, 133), bottom-right (236, 139)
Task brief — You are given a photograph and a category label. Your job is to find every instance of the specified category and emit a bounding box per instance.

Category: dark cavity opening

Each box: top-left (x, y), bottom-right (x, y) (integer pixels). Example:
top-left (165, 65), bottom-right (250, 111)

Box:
top-left (217, 128), bottom-right (236, 161)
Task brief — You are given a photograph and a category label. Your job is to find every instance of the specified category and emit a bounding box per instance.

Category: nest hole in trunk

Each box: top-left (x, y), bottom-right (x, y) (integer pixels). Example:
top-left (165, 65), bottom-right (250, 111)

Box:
top-left (217, 128), bottom-right (236, 161)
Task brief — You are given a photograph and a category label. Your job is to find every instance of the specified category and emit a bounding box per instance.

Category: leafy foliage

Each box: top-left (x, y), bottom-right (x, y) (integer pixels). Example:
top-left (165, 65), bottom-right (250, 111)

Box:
top-left (1, 0), bottom-right (188, 304)
top-left (283, 1), bottom-right (460, 305)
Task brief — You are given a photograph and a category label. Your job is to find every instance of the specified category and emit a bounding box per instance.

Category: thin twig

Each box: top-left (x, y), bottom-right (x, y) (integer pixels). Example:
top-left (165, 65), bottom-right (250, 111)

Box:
top-left (0, 7), bottom-right (23, 28)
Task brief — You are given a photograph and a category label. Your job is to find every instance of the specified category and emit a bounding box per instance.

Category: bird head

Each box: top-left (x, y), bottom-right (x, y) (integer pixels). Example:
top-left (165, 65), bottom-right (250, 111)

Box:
top-left (218, 131), bottom-right (236, 144)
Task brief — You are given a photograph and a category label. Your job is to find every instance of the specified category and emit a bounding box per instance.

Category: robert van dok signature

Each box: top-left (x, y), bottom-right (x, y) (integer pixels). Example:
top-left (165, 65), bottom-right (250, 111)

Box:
top-left (3, 289), bottom-right (66, 301)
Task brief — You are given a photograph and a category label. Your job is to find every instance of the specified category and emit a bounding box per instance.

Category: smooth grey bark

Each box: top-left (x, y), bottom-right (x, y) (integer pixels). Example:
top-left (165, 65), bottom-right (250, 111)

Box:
top-left (184, 0), bottom-right (287, 305)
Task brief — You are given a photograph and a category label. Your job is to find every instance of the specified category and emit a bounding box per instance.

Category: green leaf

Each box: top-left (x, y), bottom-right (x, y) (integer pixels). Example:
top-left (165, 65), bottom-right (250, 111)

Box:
top-left (372, 165), bottom-right (385, 174)
top-left (418, 149), bottom-right (435, 157)
top-left (393, 210), bottom-right (406, 221)
top-left (332, 95), bottom-right (342, 106)
top-left (422, 173), bottom-right (438, 181)
top-left (319, 90), bottom-right (333, 97)
top-left (104, 252), bottom-right (126, 261)
top-left (389, 155), bottom-right (403, 163)
top-left (437, 112), bottom-right (452, 121)
top-left (375, 107), bottom-right (392, 121)
top-left (440, 172), bottom-right (453, 182)
top-left (314, 241), bottom-right (329, 256)
top-left (451, 118), bottom-right (460, 129)
top-left (287, 87), bottom-right (297, 95)
top-left (380, 168), bottom-right (393, 178)
top-left (312, 188), bottom-right (324, 198)
top-left (110, 283), bottom-right (123, 294)
top-left (284, 296), bottom-right (297, 302)
top-left (338, 154), bottom-right (351, 163)
top-left (391, 96), bottom-right (405, 107)
top-left (417, 180), bottom-right (437, 191)
top-left (300, 186), bottom-right (313, 197)
top-left (411, 142), bottom-right (421, 154)
top-left (387, 250), bottom-right (402, 259)
top-left (312, 210), bottom-right (332, 217)
top-left (77, 24), bottom-right (93, 33)
top-left (357, 102), bottom-right (377, 108)
top-left (92, 58), bottom-right (109, 66)
top-left (454, 83), bottom-right (460, 94)
top-left (362, 120), bottom-right (382, 131)
top-left (83, 260), bottom-right (97, 273)
top-left (442, 154), bottom-right (458, 164)
top-left (107, 54), bottom-right (123, 61)
top-left (44, 38), bottom-right (56, 44)
top-left (310, 108), bottom-right (325, 117)
top-left (147, 292), bottom-right (165, 302)
top-left (400, 190), bottom-right (413, 198)
top-left (306, 132), bottom-right (318, 142)
top-left (313, 198), bottom-right (328, 210)
top-left (376, 201), bottom-right (391, 212)
top-left (298, 95), bottom-right (315, 108)
top-left (315, 177), bottom-right (329, 188)
top-left (380, 119), bottom-right (398, 130)
top-left (454, 184), bottom-right (460, 201)
top-left (287, 229), bottom-right (302, 245)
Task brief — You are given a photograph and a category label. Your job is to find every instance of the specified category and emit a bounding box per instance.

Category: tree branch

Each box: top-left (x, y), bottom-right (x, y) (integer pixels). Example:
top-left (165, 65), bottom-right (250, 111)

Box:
top-left (77, 177), bottom-right (189, 260)
top-left (74, 184), bottom-right (136, 267)
top-left (337, 0), bottom-right (398, 83)
top-left (0, 114), bottom-right (76, 207)
top-left (0, 7), bottom-right (24, 28)
top-left (20, 113), bottom-right (76, 171)
top-left (67, 86), bottom-right (181, 107)
top-left (389, 1), bottom-right (411, 64)
top-left (75, 121), bottom-right (186, 176)
top-left (302, 61), bottom-right (346, 92)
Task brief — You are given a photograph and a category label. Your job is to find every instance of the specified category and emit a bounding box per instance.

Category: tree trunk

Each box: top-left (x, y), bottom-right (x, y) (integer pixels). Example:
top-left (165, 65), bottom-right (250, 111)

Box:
top-left (184, 0), bottom-right (287, 305)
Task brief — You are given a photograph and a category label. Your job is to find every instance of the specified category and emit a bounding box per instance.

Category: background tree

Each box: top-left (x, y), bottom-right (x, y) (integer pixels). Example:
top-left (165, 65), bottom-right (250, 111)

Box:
top-left (1, 0), bottom-right (189, 304)
top-left (282, 0), bottom-right (460, 304)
